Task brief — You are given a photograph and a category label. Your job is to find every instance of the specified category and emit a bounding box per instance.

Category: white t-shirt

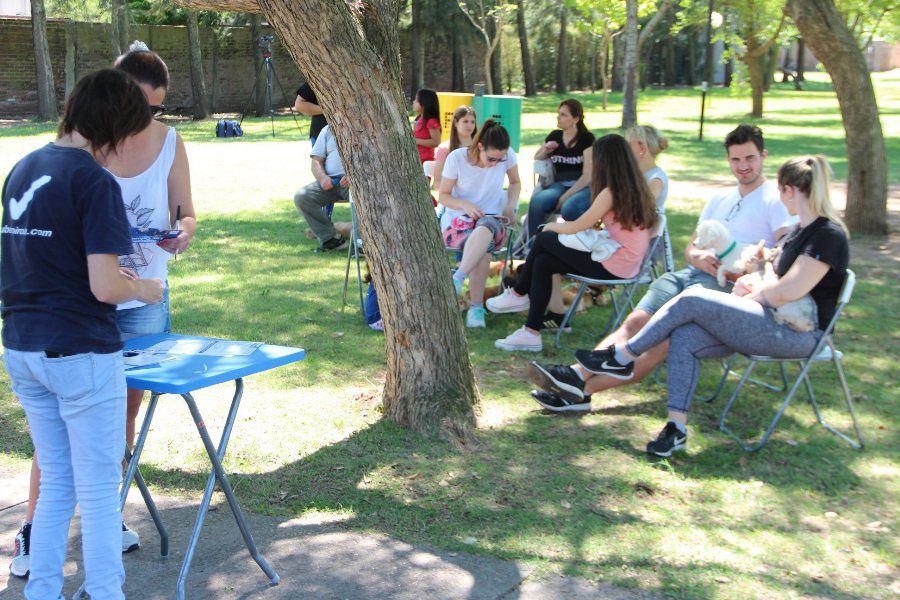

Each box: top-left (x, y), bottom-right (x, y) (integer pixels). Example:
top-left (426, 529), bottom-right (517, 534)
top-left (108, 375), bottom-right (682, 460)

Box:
top-left (440, 146), bottom-right (517, 230)
top-left (699, 180), bottom-right (795, 247)
top-left (311, 125), bottom-right (344, 177)
top-left (113, 126), bottom-right (177, 310)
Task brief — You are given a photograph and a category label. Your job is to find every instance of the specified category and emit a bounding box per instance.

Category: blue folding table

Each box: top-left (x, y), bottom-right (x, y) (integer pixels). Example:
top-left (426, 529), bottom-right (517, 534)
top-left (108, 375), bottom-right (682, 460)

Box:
top-left (74, 333), bottom-right (305, 600)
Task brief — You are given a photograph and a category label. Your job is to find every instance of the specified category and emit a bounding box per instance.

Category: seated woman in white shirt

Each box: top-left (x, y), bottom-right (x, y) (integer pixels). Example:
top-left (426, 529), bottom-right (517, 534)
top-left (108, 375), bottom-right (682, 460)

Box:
top-left (439, 120), bottom-right (521, 328)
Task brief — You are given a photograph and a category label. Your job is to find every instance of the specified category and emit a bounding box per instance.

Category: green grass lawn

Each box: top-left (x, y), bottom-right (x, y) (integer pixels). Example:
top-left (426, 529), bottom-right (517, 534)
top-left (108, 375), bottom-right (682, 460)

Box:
top-left (1, 72), bottom-right (898, 599)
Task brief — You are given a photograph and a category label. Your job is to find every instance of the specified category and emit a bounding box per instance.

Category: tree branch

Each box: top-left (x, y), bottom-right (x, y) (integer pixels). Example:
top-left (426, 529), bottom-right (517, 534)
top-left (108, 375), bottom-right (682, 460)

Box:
top-left (638, 0), bottom-right (672, 47)
top-left (746, 10), bottom-right (787, 58)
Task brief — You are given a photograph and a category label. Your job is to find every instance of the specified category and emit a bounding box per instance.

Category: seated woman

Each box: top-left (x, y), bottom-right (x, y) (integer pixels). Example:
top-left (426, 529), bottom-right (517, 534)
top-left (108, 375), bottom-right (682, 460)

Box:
top-left (487, 134), bottom-right (659, 352)
top-left (527, 99), bottom-right (595, 237)
top-left (627, 124), bottom-right (669, 212)
top-left (432, 105), bottom-right (477, 191)
top-left (440, 120), bottom-right (521, 329)
top-left (558, 156), bottom-right (849, 457)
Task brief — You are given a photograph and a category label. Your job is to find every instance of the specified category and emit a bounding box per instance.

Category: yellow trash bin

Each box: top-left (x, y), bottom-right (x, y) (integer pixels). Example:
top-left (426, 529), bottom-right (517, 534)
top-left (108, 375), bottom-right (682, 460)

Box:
top-left (436, 92), bottom-right (475, 142)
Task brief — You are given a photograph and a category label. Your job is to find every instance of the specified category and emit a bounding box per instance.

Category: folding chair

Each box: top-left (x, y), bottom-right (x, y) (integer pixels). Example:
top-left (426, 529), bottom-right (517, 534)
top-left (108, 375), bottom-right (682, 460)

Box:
top-left (554, 215), bottom-right (666, 349)
top-left (341, 192), bottom-right (365, 317)
top-left (719, 269), bottom-right (863, 451)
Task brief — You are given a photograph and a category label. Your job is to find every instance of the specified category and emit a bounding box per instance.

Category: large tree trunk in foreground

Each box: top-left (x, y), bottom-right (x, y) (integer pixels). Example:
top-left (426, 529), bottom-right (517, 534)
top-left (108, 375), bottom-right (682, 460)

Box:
top-left (516, 0), bottom-right (536, 96)
top-left (787, 0), bottom-right (888, 235)
top-left (30, 0), bottom-right (58, 120)
top-left (186, 10), bottom-right (209, 119)
top-left (256, 0), bottom-right (479, 440)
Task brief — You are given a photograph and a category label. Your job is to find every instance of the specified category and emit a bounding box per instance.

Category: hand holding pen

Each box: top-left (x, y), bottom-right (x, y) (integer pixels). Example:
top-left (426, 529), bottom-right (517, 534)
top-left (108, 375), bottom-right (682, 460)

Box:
top-left (173, 205), bottom-right (181, 260)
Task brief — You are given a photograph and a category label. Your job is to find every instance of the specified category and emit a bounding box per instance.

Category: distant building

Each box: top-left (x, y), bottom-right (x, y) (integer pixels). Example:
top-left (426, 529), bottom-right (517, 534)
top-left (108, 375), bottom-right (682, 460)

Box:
top-left (0, 0), bottom-right (30, 17)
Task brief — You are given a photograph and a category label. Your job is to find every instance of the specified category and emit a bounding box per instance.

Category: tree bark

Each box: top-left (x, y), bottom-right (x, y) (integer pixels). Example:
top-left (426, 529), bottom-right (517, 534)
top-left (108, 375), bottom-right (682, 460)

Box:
top-left (746, 49), bottom-right (765, 117)
top-left (556, 3), bottom-right (567, 93)
top-left (620, 0), bottom-right (639, 128)
top-left (250, 15), bottom-right (267, 116)
top-left (451, 19), bottom-right (466, 91)
top-left (516, 0), bottom-right (536, 96)
top-left (795, 37), bottom-right (805, 87)
top-left (109, 0), bottom-right (127, 56)
top-left (30, 0), bottom-right (58, 120)
top-left (687, 26), bottom-right (697, 86)
top-left (254, 0), bottom-right (480, 440)
top-left (490, 19), bottom-right (503, 94)
top-left (186, 10), bottom-right (209, 120)
top-left (786, 0), bottom-right (888, 235)
top-left (410, 0), bottom-right (425, 98)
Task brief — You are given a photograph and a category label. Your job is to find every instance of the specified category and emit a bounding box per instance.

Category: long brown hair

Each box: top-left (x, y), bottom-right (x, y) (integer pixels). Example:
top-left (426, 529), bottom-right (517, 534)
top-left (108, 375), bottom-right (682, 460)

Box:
top-left (590, 134), bottom-right (658, 231)
top-left (449, 105), bottom-right (477, 152)
top-left (468, 118), bottom-right (510, 164)
top-left (559, 99), bottom-right (591, 148)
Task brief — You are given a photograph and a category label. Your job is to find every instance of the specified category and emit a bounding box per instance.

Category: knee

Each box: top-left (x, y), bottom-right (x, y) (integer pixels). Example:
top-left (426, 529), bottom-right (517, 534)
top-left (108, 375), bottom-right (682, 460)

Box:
top-left (622, 310), bottom-right (651, 337)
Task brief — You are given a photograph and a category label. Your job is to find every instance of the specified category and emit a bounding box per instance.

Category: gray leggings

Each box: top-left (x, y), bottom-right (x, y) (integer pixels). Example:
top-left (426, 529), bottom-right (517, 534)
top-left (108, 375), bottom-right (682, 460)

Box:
top-left (626, 288), bottom-right (820, 415)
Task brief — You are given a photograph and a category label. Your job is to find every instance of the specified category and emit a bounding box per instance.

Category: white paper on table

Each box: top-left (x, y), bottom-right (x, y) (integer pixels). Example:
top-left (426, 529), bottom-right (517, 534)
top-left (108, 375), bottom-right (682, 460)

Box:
top-left (144, 339), bottom-right (214, 355)
top-left (199, 341), bottom-right (263, 356)
top-left (124, 353), bottom-right (180, 369)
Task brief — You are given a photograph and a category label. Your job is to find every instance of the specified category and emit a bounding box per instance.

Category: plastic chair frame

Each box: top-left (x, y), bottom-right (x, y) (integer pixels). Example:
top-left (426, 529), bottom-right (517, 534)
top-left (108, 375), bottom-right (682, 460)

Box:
top-left (554, 214), bottom-right (667, 349)
top-left (718, 269), bottom-right (863, 452)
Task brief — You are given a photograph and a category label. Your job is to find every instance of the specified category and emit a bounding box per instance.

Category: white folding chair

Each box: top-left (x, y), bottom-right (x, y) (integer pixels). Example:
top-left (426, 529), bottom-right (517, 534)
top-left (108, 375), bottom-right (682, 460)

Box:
top-left (554, 215), bottom-right (666, 349)
top-left (341, 192), bottom-right (365, 317)
top-left (718, 269), bottom-right (864, 451)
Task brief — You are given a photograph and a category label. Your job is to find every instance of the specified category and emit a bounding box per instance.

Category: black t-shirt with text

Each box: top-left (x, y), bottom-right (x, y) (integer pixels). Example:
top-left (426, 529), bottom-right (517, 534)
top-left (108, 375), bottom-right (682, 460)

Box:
top-left (774, 217), bottom-right (849, 330)
top-left (296, 83), bottom-right (327, 141)
top-left (545, 129), bottom-right (595, 182)
top-left (1, 144), bottom-right (134, 354)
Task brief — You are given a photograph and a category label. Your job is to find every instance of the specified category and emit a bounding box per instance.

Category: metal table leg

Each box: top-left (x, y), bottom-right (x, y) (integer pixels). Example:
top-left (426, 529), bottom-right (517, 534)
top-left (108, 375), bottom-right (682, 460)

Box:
top-left (176, 379), bottom-right (279, 599)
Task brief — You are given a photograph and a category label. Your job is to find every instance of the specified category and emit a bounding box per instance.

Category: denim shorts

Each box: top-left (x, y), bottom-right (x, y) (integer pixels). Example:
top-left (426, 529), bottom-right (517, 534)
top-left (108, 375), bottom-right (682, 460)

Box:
top-left (635, 267), bottom-right (730, 316)
top-left (116, 286), bottom-right (170, 342)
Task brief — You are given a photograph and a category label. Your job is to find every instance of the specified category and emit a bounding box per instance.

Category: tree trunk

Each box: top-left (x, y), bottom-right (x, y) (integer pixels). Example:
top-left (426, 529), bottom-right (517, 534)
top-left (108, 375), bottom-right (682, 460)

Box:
top-left (255, 0), bottom-right (480, 440)
top-left (723, 44), bottom-right (733, 86)
top-left (186, 10), bottom-right (209, 119)
top-left (620, 0), bottom-right (639, 128)
top-left (556, 3), bottom-right (567, 93)
top-left (786, 0), bottom-right (888, 235)
top-left (664, 28), bottom-right (676, 87)
top-left (745, 51), bottom-right (765, 117)
top-left (250, 16), bottom-right (266, 115)
top-left (589, 34), bottom-right (597, 93)
top-left (795, 37), bottom-right (805, 88)
top-left (30, 0), bottom-right (58, 120)
top-left (599, 32), bottom-right (611, 110)
top-left (491, 23), bottom-right (503, 94)
top-left (516, 0), bottom-right (536, 96)
top-left (451, 20), bottom-right (465, 91)
top-left (109, 0), bottom-right (127, 56)
top-left (410, 0), bottom-right (424, 98)
top-left (687, 26), bottom-right (697, 86)
top-left (762, 44), bottom-right (778, 92)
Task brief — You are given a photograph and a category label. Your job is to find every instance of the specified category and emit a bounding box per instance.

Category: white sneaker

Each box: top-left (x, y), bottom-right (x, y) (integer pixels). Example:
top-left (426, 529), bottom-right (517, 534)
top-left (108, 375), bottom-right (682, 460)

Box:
top-left (495, 327), bottom-right (542, 352)
top-left (9, 521), bottom-right (30, 578)
top-left (122, 522), bottom-right (140, 553)
top-left (486, 288), bottom-right (529, 314)
top-left (466, 306), bottom-right (486, 328)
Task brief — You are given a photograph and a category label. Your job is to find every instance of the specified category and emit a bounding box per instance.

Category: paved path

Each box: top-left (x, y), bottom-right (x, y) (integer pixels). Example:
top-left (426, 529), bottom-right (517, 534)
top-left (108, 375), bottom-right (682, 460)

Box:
top-left (0, 469), bottom-right (658, 599)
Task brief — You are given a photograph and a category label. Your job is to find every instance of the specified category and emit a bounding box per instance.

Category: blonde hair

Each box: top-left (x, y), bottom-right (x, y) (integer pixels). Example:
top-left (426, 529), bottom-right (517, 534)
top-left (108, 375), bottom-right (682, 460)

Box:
top-left (626, 125), bottom-right (668, 157)
top-left (777, 155), bottom-right (848, 236)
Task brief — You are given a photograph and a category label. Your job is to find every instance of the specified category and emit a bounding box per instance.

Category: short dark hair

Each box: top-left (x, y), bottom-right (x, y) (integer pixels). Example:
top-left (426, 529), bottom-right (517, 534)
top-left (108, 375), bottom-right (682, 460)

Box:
top-left (114, 42), bottom-right (170, 89)
top-left (724, 124), bottom-right (764, 153)
top-left (58, 69), bottom-right (152, 151)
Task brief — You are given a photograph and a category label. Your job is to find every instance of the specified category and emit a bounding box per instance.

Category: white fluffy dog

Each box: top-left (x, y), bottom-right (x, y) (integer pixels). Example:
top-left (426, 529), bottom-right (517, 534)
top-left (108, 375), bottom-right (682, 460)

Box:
top-left (693, 220), bottom-right (757, 287)
top-left (740, 241), bottom-right (819, 333)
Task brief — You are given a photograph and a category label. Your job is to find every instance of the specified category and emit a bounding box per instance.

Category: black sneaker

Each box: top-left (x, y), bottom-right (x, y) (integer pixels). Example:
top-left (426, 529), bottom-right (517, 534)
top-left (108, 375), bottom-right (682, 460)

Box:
top-left (527, 361), bottom-right (585, 405)
top-left (574, 345), bottom-right (634, 380)
top-left (645, 421), bottom-right (687, 457)
top-left (316, 235), bottom-right (348, 253)
top-left (530, 390), bottom-right (591, 412)
top-left (540, 312), bottom-right (572, 333)
top-left (9, 521), bottom-right (30, 578)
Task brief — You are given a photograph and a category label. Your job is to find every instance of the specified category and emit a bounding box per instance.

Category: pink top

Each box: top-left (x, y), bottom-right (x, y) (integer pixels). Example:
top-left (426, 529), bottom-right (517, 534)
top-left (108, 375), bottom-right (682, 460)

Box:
top-left (434, 141), bottom-right (451, 163)
top-left (414, 117), bottom-right (441, 162)
top-left (601, 212), bottom-right (651, 279)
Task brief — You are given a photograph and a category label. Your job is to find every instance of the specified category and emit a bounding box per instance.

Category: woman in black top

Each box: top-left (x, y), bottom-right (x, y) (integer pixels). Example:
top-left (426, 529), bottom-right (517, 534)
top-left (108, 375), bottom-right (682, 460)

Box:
top-left (566, 156), bottom-right (850, 457)
top-left (527, 99), bottom-right (595, 236)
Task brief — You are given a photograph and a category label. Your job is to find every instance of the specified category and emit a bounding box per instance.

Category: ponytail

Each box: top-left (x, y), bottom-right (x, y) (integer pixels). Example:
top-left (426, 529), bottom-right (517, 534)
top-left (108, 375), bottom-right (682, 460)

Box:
top-left (469, 118), bottom-right (510, 164)
top-left (777, 155), bottom-right (848, 236)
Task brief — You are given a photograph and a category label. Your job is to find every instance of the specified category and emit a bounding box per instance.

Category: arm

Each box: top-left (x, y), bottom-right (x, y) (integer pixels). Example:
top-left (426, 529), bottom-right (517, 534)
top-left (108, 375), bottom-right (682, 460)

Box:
top-left (438, 176), bottom-right (484, 219)
top-left (88, 254), bottom-right (163, 305)
top-left (310, 156), bottom-right (334, 190)
top-left (544, 188), bottom-right (613, 235)
top-left (556, 147), bottom-right (593, 207)
top-left (159, 133), bottom-right (196, 255)
top-left (745, 255), bottom-right (830, 307)
top-left (432, 158), bottom-right (446, 190)
top-left (415, 125), bottom-right (442, 148)
top-left (294, 95), bottom-right (324, 116)
top-left (534, 139), bottom-right (559, 160)
top-left (503, 165), bottom-right (522, 223)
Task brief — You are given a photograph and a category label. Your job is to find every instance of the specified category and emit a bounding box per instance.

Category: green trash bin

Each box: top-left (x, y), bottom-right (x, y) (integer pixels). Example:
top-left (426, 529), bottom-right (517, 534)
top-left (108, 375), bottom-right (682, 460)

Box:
top-left (472, 95), bottom-right (524, 153)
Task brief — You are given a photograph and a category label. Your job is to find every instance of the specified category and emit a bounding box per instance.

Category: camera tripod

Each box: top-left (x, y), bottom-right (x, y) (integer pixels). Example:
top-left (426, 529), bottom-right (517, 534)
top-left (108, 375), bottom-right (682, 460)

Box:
top-left (239, 35), bottom-right (303, 137)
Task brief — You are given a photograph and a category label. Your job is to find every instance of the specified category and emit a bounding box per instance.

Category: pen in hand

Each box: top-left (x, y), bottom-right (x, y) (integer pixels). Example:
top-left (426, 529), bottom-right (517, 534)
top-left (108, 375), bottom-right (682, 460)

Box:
top-left (174, 205), bottom-right (181, 260)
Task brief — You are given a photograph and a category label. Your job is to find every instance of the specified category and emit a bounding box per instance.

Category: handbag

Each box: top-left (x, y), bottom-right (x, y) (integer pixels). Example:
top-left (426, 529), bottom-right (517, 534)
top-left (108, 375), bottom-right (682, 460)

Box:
top-left (558, 228), bottom-right (621, 263)
top-left (215, 119), bottom-right (244, 138)
top-left (532, 158), bottom-right (555, 189)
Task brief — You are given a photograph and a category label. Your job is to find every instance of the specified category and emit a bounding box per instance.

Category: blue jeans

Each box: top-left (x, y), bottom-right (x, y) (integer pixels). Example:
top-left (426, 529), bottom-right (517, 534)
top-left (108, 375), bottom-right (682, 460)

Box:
top-left (116, 285), bottom-right (170, 341)
top-left (4, 350), bottom-right (126, 600)
top-left (527, 182), bottom-right (592, 236)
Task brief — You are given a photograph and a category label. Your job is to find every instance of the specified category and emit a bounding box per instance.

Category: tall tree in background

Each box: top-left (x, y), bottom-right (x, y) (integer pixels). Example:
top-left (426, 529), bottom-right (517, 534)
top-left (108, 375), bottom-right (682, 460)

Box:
top-left (186, 9), bottom-right (210, 118)
top-left (787, 0), bottom-right (888, 234)
top-left (556, 2), bottom-right (568, 92)
top-left (457, 0), bottom-right (514, 93)
top-left (31, 0), bottom-right (58, 120)
top-left (109, 0), bottom-right (129, 56)
top-left (175, 0), bottom-right (480, 442)
top-left (570, 0), bottom-right (626, 110)
top-left (410, 0), bottom-right (425, 98)
top-left (515, 0), bottom-right (537, 95)
top-left (250, 14), bottom-right (267, 116)
top-left (621, 0), bottom-right (670, 128)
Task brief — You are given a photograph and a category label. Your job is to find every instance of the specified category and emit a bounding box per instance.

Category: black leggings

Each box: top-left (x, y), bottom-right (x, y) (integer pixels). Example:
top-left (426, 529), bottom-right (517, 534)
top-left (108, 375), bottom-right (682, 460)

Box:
top-left (513, 231), bottom-right (616, 330)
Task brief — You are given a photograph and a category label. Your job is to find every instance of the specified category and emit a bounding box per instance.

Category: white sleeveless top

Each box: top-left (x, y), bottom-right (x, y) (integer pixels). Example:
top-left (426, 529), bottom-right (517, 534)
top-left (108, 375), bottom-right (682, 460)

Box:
top-left (644, 166), bottom-right (669, 213)
top-left (113, 127), bottom-right (177, 310)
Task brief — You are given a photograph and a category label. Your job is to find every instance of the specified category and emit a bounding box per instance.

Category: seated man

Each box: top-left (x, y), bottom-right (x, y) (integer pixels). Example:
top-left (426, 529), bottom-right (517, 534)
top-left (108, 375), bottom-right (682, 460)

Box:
top-left (294, 124), bottom-right (349, 252)
top-left (528, 124), bottom-right (796, 413)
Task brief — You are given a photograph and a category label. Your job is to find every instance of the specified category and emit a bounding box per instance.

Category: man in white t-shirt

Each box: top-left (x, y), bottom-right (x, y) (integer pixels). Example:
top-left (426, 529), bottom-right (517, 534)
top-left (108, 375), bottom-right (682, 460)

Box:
top-left (293, 125), bottom-right (350, 252)
top-left (528, 124), bottom-right (797, 412)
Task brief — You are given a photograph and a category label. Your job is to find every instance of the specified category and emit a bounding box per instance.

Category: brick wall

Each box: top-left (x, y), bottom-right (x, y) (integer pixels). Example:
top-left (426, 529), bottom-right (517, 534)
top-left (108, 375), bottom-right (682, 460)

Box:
top-left (0, 17), bottom-right (486, 118)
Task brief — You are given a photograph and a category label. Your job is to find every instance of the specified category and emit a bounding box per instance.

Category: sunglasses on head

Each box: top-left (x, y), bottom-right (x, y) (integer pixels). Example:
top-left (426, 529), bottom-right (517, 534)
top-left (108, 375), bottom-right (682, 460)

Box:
top-left (150, 104), bottom-right (167, 117)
